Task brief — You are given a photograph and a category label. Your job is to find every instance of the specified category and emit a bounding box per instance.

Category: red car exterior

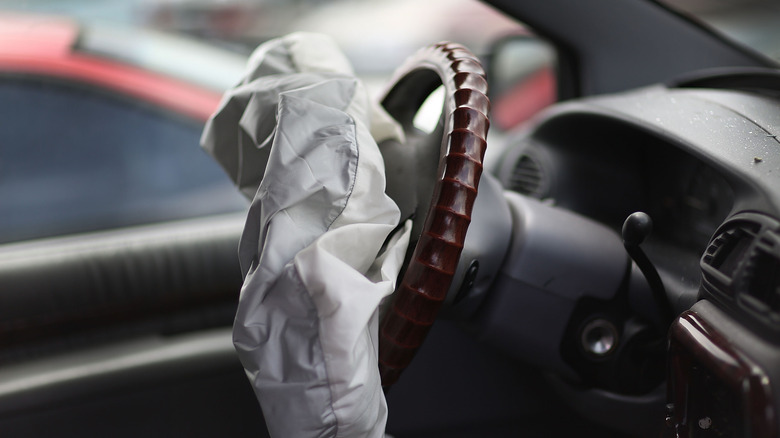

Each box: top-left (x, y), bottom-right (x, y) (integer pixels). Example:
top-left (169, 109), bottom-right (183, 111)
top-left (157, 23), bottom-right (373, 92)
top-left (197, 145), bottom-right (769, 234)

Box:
top-left (0, 14), bottom-right (223, 121)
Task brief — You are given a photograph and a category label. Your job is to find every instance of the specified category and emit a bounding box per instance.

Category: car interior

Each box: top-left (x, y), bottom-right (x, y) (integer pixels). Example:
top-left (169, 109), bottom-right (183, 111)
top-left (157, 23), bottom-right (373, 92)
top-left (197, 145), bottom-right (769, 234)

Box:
top-left (1, 0), bottom-right (779, 437)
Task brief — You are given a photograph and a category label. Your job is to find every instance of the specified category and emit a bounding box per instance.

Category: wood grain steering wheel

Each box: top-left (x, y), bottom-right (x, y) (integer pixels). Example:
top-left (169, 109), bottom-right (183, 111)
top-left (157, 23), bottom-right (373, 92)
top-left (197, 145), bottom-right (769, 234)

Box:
top-left (378, 42), bottom-right (490, 388)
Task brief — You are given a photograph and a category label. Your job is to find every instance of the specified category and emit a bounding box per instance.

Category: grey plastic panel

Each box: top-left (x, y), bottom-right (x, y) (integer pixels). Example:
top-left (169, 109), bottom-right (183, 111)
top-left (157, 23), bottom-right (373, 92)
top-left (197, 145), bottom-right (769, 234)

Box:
top-left (444, 172), bottom-right (513, 318)
top-left (582, 86), bottom-right (780, 215)
top-left (496, 193), bottom-right (627, 301)
top-left (475, 192), bottom-right (628, 377)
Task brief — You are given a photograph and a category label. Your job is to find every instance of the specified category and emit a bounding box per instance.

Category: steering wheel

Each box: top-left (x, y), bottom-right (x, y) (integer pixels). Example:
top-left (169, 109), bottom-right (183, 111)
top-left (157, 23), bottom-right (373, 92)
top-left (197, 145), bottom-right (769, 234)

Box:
top-left (378, 42), bottom-right (490, 388)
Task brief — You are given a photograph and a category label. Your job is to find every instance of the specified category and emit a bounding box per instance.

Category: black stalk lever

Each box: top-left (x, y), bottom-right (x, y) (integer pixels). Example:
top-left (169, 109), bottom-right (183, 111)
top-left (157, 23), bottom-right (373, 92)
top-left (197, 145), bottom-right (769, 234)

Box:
top-left (622, 212), bottom-right (674, 327)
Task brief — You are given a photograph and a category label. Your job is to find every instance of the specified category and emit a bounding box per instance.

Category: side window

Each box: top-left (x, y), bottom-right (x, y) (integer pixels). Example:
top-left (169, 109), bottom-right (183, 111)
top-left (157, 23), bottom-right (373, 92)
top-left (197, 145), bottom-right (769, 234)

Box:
top-left (0, 77), bottom-right (246, 244)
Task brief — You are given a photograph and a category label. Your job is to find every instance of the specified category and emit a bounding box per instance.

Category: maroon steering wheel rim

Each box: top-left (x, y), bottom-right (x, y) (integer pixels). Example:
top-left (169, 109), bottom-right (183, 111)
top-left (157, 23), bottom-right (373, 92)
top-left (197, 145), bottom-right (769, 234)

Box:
top-left (378, 42), bottom-right (490, 388)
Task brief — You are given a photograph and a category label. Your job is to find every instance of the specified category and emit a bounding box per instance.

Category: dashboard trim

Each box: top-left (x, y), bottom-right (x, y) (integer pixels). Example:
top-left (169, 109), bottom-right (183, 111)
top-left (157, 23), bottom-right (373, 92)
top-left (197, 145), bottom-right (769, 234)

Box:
top-left (667, 309), bottom-right (776, 437)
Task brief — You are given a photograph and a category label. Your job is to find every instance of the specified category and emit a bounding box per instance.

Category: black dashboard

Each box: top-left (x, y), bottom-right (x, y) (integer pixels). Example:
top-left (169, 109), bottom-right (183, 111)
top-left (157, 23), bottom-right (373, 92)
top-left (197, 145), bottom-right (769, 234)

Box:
top-left (488, 80), bottom-right (780, 436)
top-left (496, 84), bottom-right (780, 313)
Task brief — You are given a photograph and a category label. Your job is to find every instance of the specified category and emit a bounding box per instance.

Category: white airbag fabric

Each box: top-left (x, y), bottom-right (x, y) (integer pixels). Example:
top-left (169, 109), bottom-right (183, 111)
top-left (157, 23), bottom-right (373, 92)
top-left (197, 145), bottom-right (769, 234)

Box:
top-left (201, 33), bottom-right (409, 437)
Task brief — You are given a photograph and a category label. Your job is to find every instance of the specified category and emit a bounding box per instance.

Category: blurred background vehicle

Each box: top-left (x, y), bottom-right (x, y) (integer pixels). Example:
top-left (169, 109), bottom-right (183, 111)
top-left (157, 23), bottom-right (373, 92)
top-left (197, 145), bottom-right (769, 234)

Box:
top-left (0, 13), bottom-right (249, 243)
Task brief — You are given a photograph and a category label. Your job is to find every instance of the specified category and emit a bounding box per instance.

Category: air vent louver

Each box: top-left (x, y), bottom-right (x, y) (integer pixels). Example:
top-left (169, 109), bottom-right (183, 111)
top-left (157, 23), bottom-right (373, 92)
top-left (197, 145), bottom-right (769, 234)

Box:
top-left (702, 228), bottom-right (754, 278)
top-left (739, 231), bottom-right (780, 316)
top-left (700, 214), bottom-right (780, 332)
top-left (508, 154), bottom-right (544, 197)
top-left (700, 220), bottom-right (760, 297)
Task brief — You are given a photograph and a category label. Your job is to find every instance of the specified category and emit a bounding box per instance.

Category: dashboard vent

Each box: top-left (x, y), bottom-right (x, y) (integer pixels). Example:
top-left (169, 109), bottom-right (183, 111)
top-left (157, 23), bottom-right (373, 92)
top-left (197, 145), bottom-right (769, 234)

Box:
top-left (701, 213), bottom-right (780, 332)
top-left (702, 226), bottom-right (756, 278)
top-left (700, 220), bottom-right (761, 299)
top-left (738, 231), bottom-right (780, 317)
top-left (508, 154), bottom-right (545, 197)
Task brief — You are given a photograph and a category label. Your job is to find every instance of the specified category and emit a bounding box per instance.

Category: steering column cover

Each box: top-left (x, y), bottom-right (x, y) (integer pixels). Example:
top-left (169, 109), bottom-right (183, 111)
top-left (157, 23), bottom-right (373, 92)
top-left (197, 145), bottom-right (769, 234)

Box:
top-left (477, 193), bottom-right (629, 378)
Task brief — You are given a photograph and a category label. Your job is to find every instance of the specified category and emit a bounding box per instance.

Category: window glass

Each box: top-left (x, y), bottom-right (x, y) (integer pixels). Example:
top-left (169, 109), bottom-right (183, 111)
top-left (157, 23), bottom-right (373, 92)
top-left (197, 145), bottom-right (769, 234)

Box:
top-left (659, 0), bottom-right (780, 63)
top-left (0, 77), bottom-right (247, 243)
top-left (0, 0), bottom-right (557, 244)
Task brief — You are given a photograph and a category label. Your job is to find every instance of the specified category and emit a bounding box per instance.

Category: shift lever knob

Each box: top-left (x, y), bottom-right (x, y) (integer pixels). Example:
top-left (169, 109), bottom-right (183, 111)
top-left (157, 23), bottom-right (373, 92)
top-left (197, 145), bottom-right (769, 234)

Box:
top-left (622, 212), bottom-right (653, 246)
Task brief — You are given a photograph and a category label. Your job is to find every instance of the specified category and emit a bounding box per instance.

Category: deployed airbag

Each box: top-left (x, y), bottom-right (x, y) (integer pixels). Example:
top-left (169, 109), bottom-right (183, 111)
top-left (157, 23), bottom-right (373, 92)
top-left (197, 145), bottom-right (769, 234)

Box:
top-left (201, 33), bottom-right (409, 437)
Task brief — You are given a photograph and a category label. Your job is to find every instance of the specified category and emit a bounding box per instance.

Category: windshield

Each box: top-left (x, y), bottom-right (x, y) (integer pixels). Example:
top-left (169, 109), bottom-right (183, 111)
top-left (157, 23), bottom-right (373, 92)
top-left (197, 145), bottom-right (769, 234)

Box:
top-left (660, 0), bottom-right (780, 63)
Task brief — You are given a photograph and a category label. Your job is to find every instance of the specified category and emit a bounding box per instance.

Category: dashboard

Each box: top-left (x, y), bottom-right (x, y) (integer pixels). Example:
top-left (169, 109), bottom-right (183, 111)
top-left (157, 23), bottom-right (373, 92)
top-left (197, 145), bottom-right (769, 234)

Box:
top-left (489, 80), bottom-right (780, 436)
top-left (496, 84), bottom-right (779, 311)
